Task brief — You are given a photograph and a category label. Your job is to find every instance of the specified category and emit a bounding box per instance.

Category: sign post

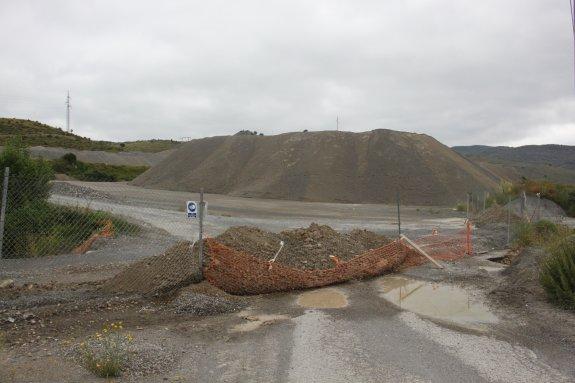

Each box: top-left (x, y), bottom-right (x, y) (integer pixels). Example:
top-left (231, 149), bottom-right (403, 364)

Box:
top-left (198, 188), bottom-right (205, 279)
top-left (186, 189), bottom-right (207, 279)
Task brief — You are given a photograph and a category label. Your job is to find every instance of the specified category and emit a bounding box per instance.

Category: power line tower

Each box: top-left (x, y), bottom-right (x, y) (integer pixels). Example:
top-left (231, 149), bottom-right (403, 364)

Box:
top-left (66, 91), bottom-right (72, 132)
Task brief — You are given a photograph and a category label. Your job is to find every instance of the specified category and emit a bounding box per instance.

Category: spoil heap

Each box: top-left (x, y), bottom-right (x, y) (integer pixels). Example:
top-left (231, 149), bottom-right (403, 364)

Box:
top-left (215, 223), bottom-right (391, 270)
top-left (101, 242), bottom-right (202, 297)
top-left (133, 129), bottom-right (498, 205)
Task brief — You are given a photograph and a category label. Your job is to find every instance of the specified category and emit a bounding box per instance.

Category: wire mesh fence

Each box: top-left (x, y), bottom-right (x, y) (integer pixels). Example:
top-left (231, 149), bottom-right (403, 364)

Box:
top-left (0, 165), bottom-right (480, 297)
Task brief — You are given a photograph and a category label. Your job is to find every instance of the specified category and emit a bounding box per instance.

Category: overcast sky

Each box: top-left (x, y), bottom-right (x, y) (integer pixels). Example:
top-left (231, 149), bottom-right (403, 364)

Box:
top-left (0, 0), bottom-right (573, 146)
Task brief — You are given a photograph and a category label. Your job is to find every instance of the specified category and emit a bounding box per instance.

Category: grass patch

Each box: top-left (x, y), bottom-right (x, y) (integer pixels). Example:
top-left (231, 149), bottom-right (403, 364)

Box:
top-left (4, 200), bottom-right (140, 258)
top-left (512, 220), bottom-right (572, 248)
top-left (79, 322), bottom-right (133, 378)
top-left (540, 236), bottom-right (575, 310)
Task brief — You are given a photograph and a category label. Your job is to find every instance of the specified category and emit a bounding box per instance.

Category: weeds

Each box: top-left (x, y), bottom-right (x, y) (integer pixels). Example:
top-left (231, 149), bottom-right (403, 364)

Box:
top-left (4, 201), bottom-right (140, 258)
top-left (512, 220), bottom-right (572, 249)
top-left (79, 322), bottom-right (133, 378)
top-left (540, 236), bottom-right (575, 310)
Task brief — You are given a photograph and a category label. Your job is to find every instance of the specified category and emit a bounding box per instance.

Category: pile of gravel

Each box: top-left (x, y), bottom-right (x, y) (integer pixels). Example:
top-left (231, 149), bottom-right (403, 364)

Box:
top-left (101, 242), bottom-right (202, 297)
top-left (215, 223), bottom-right (391, 270)
top-left (50, 181), bottom-right (115, 201)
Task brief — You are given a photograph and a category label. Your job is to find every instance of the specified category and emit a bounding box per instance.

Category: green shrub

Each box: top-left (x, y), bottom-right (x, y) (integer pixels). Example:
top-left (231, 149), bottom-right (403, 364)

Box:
top-left (0, 137), bottom-right (53, 207)
top-left (540, 236), bottom-right (575, 310)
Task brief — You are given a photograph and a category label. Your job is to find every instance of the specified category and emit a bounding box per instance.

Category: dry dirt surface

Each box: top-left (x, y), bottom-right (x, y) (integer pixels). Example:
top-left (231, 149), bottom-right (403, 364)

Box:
top-left (215, 223), bottom-right (391, 270)
top-left (133, 129), bottom-right (498, 205)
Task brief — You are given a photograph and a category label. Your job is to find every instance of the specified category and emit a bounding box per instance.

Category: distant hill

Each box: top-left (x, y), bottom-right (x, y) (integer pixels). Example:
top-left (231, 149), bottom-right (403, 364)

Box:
top-left (133, 129), bottom-right (499, 206)
top-left (452, 145), bottom-right (575, 184)
top-left (0, 118), bottom-right (180, 153)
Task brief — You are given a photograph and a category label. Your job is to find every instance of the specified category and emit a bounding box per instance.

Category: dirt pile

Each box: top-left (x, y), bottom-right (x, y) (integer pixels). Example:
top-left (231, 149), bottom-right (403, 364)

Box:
top-left (133, 129), bottom-right (498, 205)
top-left (101, 242), bottom-right (202, 297)
top-left (506, 196), bottom-right (566, 221)
top-left (215, 223), bottom-right (391, 270)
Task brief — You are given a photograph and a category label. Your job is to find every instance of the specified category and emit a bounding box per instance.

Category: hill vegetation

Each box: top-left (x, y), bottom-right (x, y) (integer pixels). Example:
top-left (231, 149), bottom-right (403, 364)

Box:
top-left (51, 153), bottom-right (148, 182)
top-left (0, 118), bottom-right (180, 153)
top-left (453, 145), bottom-right (575, 185)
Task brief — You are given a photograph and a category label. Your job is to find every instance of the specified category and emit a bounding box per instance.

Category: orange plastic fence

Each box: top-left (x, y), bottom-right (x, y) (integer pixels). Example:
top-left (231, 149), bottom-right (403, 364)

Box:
top-left (204, 238), bottom-right (418, 295)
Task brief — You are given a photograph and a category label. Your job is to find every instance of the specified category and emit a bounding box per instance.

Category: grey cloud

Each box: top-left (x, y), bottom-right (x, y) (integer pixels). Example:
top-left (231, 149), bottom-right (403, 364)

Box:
top-left (0, 0), bottom-right (573, 146)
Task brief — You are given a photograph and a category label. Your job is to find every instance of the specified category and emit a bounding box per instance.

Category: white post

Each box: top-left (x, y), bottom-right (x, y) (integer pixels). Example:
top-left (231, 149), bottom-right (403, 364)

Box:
top-left (400, 234), bottom-right (444, 269)
top-left (198, 188), bottom-right (205, 278)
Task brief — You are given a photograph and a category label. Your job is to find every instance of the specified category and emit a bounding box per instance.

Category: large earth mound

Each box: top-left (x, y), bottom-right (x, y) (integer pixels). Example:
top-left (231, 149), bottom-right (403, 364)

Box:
top-left (133, 129), bottom-right (498, 205)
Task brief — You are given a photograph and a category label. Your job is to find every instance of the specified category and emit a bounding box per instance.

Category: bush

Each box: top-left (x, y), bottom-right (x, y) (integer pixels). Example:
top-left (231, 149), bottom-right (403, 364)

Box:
top-left (540, 236), bottom-right (575, 310)
top-left (513, 222), bottom-right (535, 247)
top-left (0, 137), bottom-right (53, 207)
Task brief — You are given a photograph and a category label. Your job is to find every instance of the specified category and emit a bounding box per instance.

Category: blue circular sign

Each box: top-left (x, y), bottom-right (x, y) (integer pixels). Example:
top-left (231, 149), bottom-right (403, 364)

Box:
top-left (187, 201), bottom-right (197, 213)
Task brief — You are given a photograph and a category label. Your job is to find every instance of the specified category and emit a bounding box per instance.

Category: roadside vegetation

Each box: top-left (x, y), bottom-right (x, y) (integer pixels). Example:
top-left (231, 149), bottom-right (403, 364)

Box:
top-left (0, 139), bottom-right (138, 258)
top-left (51, 153), bottom-right (148, 181)
top-left (78, 322), bottom-right (133, 378)
top-left (0, 118), bottom-right (180, 153)
top-left (509, 218), bottom-right (575, 310)
top-left (486, 179), bottom-right (575, 217)
top-left (540, 236), bottom-right (575, 310)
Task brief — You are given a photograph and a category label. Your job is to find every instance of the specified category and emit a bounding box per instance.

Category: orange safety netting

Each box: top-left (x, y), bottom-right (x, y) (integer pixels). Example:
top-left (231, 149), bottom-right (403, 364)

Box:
top-left (204, 225), bottom-right (472, 295)
top-left (204, 238), bottom-right (418, 295)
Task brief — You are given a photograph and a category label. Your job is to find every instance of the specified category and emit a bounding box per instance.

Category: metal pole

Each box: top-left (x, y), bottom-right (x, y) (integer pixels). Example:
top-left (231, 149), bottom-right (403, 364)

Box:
top-left (507, 195), bottom-right (511, 247)
top-left (466, 192), bottom-right (470, 220)
top-left (198, 188), bottom-right (205, 278)
top-left (0, 167), bottom-right (10, 259)
top-left (396, 191), bottom-right (401, 238)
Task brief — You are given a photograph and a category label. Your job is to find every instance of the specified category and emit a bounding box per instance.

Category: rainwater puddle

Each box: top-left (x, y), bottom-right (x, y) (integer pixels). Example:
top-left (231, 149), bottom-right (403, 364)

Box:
top-left (297, 288), bottom-right (348, 309)
top-left (378, 276), bottom-right (497, 327)
top-left (230, 312), bottom-right (289, 333)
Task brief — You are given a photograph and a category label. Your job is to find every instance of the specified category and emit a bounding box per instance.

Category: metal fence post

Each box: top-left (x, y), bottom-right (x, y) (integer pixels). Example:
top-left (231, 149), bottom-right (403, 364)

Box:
top-left (507, 195), bottom-right (511, 247)
top-left (198, 188), bottom-right (205, 279)
top-left (0, 167), bottom-right (10, 259)
top-left (396, 190), bottom-right (401, 238)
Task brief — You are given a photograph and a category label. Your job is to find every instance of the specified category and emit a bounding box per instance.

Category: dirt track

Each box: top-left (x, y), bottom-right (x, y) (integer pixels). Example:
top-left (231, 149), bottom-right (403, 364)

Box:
top-left (50, 181), bottom-right (467, 240)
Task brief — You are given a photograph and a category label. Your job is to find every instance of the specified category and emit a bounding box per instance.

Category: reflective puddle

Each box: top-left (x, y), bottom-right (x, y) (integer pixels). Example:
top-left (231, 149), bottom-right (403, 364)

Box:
top-left (378, 276), bottom-right (497, 327)
top-left (297, 288), bottom-right (348, 309)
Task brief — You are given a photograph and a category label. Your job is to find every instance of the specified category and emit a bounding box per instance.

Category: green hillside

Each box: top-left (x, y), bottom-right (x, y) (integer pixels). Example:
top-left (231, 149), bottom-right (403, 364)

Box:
top-left (0, 118), bottom-right (180, 153)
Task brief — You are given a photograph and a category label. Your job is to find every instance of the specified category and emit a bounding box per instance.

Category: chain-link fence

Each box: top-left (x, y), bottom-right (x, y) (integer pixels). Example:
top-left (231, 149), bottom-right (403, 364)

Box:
top-left (0, 166), bottom-right (478, 298)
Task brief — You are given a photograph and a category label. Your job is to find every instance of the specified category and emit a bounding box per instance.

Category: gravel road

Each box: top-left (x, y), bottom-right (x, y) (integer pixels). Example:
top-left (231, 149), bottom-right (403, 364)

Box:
top-left (49, 181), bottom-right (467, 240)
